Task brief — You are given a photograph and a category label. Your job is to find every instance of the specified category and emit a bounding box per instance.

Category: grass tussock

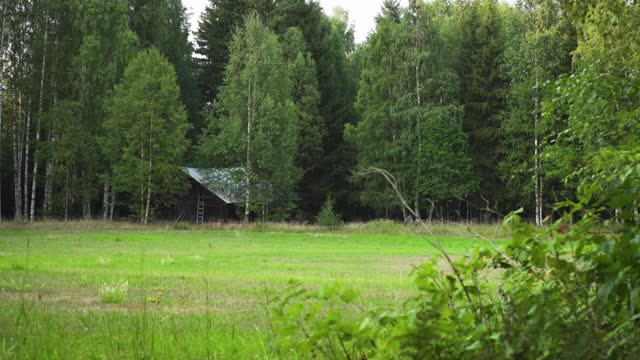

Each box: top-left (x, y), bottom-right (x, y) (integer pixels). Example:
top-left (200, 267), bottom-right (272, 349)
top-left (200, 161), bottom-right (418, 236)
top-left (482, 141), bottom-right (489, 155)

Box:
top-left (98, 280), bottom-right (129, 304)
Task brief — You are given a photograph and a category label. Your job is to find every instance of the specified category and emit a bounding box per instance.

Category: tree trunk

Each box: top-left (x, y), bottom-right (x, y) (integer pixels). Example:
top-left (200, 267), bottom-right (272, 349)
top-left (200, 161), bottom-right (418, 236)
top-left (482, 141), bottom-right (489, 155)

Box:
top-left (144, 118), bottom-right (153, 225)
top-left (83, 196), bottom-right (91, 220)
top-left (413, 16), bottom-right (422, 222)
top-left (81, 170), bottom-right (90, 219)
top-left (102, 181), bottom-right (110, 221)
top-left (244, 80), bottom-right (253, 223)
top-left (0, 10), bottom-right (5, 222)
top-left (43, 133), bottom-right (53, 216)
top-left (12, 96), bottom-right (23, 219)
top-left (23, 101), bottom-right (32, 218)
top-left (44, 24), bottom-right (59, 218)
top-left (64, 169), bottom-right (69, 221)
top-left (30, 21), bottom-right (48, 222)
top-left (144, 178), bottom-right (151, 224)
top-left (109, 189), bottom-right (116, 220)
top-left (534, 66), bottom-right (543, 226)
top-left (140, 142), bottom-right (144, 224)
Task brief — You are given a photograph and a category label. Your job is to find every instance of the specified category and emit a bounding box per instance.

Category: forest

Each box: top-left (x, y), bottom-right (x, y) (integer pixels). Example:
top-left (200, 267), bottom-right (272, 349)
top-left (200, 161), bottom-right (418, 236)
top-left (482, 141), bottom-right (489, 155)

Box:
top-left (0, 0), bottom-right (637, 224)
top-left (1, 1), bottom-right (639, 357)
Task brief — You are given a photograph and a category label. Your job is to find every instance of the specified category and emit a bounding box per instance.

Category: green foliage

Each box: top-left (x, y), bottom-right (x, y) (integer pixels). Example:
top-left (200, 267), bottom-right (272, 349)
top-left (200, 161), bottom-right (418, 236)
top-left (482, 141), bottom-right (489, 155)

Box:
top-left (456, 0), bottom-right (509, 208)
top-left (280, 27), bottom-right (325, 174)
top-left (273, 0), bottom-right (358, 216)
top-left (268, 146), bottom-right (640, 358)
top-left (103, 48), bottom-right (189, 222)
top-left (543, 0), bottom-right (640, 189)
top-left (200, 14), bottom-right (300, 219)
top-left (268, 281), bottom-right (365, 359)
top-left (195, 0), bottom-right (275, 107)
top-left (128, 0), bottom-right (200, 143)
top-left (501, 0), bottom-right (575, 205)
top-left (350, 1), bottom-right (475, 216)
top-left (317, 196), bottom-right (343, 228)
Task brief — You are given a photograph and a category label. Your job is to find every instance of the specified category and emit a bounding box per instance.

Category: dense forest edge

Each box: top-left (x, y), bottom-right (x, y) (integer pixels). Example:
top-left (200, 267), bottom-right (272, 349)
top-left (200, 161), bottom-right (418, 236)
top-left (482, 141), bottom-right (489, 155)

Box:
top-left (1, 0), bottom-right (639, 357)
top-left (0, 0), bottom-right (638, 225)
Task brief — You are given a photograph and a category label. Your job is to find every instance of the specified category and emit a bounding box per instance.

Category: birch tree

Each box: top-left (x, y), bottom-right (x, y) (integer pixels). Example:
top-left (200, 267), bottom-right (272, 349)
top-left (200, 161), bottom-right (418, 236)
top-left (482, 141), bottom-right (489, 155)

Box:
top-left (502, 0), bottom-right (574, 225)
top-left (104, 48), bottom-right (188, 224)
top-left (73, 0), bottom-right (137, 219)
top-left (0, 0), bottom-right (7, 221)
top-left (201, 14), bottom-right (300, 222)
top-left (28, 1), bottom-right (50, 222)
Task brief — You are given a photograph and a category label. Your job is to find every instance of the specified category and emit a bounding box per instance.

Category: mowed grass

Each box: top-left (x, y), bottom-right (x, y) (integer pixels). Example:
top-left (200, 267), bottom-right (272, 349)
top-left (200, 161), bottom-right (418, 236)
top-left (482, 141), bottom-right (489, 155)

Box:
top-left (0, 224), bottom-right (508, 359)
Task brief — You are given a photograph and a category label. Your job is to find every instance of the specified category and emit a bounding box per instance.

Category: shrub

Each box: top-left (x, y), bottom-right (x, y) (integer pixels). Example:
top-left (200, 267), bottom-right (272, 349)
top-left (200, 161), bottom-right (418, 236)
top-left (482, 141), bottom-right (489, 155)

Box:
top-left (317, 196), bottom-right (343, 228)
top-left (99, 280), bottom-right (129, 304)
top-left (268, 147), bottom-right (640, 359)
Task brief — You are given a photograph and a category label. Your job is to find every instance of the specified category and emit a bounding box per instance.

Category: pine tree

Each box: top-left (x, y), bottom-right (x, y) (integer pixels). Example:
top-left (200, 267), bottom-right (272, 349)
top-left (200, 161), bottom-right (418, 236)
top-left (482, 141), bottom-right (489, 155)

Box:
top-left (274, 0), bottom-right (357, 217)
top-left (195, 0), bottom-right (275, 107)
top-left (348, 1), bottom-right (403, 216)
top-left (456, 0), bottom-right (508, 214)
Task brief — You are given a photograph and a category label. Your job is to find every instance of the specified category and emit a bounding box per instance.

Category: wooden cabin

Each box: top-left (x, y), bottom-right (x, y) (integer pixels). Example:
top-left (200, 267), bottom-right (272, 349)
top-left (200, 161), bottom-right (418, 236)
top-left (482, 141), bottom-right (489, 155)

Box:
top-left (161, 168), bottom-right (245, 223)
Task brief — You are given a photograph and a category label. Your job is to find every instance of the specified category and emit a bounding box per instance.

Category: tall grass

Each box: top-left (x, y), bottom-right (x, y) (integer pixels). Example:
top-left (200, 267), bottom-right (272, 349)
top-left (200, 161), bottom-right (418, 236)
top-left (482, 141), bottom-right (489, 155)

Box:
top-left (0, 219), bottom-right (509, 238)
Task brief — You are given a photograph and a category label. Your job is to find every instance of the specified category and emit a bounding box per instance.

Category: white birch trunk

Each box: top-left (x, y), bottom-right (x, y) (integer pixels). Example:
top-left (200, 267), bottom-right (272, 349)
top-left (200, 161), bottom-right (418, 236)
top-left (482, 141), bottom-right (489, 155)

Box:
top-left (414, 13), bottom-right (422, 221)
top-left (534, 63), bottom-right (543, 226)
top-left (144, 117), bottom-right (153, 225)
top-left (140, 140), bottom-right (144, 224)
top-left (23, 100), bottom-right (31, 218)
top-left (244, 80), bottom-right (253, 223)
top-left (30, 22), bottom-right (48, 222)
top-left (43, 27), bottom-right (59, 218)
top-left (13, 96), bottom-right (23, 219)
top-left (0, 10), bottom-right (5, 221)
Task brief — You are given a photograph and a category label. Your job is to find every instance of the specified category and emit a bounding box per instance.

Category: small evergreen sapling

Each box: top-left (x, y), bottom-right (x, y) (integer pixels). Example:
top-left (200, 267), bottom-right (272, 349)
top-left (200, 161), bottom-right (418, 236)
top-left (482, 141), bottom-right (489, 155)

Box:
top-left (317, 196), bottom-right (343, 228)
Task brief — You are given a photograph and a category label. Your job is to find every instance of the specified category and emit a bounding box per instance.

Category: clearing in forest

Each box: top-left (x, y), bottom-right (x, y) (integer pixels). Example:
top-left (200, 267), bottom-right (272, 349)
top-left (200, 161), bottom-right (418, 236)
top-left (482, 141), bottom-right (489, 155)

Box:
top-left (0, 225), bottom-right (507, 358)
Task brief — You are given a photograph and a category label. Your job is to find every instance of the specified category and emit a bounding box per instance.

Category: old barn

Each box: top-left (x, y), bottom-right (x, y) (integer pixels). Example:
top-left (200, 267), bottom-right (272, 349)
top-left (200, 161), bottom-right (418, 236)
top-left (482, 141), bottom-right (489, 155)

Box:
top-left (163, 168), bottom-right (245, 223)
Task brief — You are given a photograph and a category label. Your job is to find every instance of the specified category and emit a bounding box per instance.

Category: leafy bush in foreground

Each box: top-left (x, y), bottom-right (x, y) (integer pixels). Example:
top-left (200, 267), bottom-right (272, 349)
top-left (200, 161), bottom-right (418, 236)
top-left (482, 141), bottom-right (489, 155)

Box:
top-left (267, 148), bottom-right (640, 359)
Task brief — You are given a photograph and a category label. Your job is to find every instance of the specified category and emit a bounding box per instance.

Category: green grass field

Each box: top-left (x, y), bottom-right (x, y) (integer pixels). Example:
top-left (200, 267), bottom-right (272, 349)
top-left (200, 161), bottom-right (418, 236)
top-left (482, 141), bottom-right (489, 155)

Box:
top-left (0, 223), bottom-right (507, 359)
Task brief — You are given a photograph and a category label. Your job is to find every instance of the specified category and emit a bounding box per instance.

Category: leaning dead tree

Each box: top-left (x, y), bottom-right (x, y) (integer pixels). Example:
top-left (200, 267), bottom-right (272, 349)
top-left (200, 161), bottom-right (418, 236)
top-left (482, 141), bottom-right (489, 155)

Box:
top-left (360, 167), bottom-right (529, 298)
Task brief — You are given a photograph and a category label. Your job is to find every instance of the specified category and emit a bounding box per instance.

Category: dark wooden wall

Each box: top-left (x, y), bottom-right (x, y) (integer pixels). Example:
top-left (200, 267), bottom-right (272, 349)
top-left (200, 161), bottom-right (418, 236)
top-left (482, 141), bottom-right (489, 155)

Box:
top-left (159, 178), bottom-right (237, 222)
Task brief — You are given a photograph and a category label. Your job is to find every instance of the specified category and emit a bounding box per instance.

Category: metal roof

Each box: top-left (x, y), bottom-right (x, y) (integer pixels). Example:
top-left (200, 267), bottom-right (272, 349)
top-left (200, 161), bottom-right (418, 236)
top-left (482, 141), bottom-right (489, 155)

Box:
top-left (182, 168), bottom-right (245, 204)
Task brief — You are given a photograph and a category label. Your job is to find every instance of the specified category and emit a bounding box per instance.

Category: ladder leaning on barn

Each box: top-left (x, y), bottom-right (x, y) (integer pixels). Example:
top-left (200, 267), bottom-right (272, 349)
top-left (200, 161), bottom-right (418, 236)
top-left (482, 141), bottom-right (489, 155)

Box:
top-left (196, 190), bottom-right (205, 225)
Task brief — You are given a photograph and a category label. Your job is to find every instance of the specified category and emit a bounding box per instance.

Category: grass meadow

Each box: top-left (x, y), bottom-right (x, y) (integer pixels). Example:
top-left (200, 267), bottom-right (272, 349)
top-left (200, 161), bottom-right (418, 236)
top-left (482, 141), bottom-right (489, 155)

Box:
top-left (0, 221), bottom-right (508, 359)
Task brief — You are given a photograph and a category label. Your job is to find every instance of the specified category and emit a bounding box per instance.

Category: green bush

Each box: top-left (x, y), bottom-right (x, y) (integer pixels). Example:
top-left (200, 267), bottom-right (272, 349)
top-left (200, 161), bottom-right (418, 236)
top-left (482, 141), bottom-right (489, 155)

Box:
top-left (317, 196), bottom-right (343, 228)
top-left (267, 148), bottom-right (640, 359)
